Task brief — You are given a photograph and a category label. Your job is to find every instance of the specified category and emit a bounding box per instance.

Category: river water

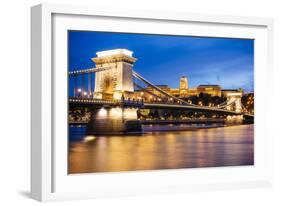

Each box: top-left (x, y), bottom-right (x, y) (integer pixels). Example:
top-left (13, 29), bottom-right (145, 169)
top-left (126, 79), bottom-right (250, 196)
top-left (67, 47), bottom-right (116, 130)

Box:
top-left (68, 124), bottom-right (254, 174)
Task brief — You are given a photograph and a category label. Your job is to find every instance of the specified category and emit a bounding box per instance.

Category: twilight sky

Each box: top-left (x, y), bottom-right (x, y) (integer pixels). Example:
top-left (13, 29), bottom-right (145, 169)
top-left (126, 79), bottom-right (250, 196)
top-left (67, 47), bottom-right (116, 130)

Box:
top-left (68, 31), bottom-right (254, 92)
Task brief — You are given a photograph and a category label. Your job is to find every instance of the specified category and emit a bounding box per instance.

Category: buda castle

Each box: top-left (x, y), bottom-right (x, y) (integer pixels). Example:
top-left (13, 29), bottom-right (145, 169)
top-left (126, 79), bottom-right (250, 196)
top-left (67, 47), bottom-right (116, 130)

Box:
top-left (133, 76), bottom-right (242, 102)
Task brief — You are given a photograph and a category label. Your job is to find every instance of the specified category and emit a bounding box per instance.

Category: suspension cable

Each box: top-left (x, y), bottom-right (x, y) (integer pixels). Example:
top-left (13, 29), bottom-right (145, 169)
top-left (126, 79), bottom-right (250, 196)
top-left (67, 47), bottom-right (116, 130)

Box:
top-left (132, 70), bottom-right (193, 105)
top-left (216, 99), bottom-right (236, 109)
top-left (134, 82), bottom-right (163, 100)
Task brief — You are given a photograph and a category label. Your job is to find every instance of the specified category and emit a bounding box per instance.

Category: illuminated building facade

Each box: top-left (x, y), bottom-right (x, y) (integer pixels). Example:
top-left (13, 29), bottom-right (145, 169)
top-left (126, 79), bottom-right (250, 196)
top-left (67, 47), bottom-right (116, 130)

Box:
top-left (133, 77), bottom-right (234, 101)
top-left (197, 85), bottom-right (222, 97)
top-left (179, 76), bottom-right (188, 97)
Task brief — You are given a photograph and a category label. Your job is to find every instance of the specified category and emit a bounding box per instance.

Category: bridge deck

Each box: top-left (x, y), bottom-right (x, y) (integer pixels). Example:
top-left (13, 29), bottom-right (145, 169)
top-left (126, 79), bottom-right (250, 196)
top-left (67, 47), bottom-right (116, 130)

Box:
top-left (143, 102), bottom-right (242, 115)
top-left (68, 97), bottom-right (254, 116)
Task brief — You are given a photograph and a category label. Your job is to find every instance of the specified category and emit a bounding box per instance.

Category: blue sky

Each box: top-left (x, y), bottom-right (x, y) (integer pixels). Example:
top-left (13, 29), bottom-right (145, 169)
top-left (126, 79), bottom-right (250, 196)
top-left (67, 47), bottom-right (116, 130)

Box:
top-left (68, 31), bottom-right (254, 92)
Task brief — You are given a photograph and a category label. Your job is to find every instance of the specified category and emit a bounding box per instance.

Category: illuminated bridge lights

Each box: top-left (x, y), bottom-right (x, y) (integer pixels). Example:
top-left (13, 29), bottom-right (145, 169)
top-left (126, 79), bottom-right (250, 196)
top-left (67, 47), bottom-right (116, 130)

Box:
top-left (69, 98), bottom-right (145, 107)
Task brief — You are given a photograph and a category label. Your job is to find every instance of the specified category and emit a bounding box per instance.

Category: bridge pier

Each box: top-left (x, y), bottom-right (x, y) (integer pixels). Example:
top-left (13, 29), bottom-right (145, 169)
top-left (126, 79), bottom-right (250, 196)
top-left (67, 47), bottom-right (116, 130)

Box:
top-left (86, 106), bottom-right (142, 134)
top-left (225, 115), bottom-right (243, 124)
top-left (243, 114), bottom-right (254, 124)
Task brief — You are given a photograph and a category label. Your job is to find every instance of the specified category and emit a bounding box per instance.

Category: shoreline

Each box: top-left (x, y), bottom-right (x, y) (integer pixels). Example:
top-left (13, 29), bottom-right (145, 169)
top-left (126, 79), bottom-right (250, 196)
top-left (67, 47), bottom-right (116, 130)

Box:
top-left (69, 123), bottom-right (253, 138)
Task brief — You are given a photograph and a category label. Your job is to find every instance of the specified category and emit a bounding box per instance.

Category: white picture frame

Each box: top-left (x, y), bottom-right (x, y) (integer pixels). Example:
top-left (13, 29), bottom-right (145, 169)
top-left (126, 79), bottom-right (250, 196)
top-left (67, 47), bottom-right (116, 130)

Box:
top-left (31, 3), bottom-right (274, 202)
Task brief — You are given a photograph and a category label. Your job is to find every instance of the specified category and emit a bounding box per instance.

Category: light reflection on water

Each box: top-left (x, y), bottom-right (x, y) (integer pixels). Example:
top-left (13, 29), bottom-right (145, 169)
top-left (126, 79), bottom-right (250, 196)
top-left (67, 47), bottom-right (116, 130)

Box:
top-left (68, 124), bottom-right (254, 174)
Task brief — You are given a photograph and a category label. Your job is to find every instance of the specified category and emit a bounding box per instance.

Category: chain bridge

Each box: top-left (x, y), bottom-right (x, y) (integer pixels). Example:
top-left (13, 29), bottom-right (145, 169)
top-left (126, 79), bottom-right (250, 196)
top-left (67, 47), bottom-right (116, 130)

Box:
top-left (68, 49), bottom-right (253, 134)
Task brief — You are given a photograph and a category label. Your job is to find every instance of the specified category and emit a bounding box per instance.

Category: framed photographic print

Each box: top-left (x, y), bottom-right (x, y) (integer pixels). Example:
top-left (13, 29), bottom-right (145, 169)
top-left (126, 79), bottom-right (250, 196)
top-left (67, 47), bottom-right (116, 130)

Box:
top-left (31, 3), bottom-right (274, 201)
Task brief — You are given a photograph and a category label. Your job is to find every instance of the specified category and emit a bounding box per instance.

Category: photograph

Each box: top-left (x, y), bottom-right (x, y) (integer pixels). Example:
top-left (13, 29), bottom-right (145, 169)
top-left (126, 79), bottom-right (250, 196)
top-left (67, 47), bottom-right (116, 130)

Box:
top-left (67, 31), bottom-right (254, 174)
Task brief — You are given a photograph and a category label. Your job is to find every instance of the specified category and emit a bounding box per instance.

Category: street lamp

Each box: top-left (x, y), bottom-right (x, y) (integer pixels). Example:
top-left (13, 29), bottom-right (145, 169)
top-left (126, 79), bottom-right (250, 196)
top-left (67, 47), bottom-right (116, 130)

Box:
top-left (76, 88), bottom-right (82, 98)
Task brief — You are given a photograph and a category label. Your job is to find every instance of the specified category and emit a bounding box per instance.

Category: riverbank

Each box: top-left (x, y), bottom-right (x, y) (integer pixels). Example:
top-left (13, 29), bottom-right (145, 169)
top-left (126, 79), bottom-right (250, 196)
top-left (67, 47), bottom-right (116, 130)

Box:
top-left (69, 121), bottom-right (253, 133)
top-left (69, 118), bottom-right (225, 126)
top-left (141, 118), bottom-right (225, 125)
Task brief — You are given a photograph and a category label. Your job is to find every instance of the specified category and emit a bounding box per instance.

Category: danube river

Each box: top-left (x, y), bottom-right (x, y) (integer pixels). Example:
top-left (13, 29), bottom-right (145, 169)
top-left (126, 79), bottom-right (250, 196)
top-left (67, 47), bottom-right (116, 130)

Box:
top-left (68, 124), bottom-right (254, 174)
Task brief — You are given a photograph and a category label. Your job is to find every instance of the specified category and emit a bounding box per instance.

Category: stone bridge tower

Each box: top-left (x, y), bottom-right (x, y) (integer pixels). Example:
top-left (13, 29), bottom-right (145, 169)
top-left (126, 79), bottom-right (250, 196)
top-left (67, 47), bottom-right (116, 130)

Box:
top-left (92, 49), bottom-right (137, 100)
top-left (87, 49), bottom-right (142, 134)
top-left (226, 92), bottom-right (242, 112)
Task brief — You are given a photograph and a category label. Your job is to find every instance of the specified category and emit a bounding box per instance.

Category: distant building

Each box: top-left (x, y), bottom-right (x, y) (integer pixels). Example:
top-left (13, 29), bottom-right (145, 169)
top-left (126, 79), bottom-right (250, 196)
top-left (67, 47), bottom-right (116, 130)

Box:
top-left (132, 76), bottom-right (244, 102)
top-left (147, 85), bottom-right (171, 97)
top-left (133, 85), bottom-right (172, 102)
top-left (187, 88), bottom-right (198, 96)
top-left (180, 76), bottom-right (188, 89)
top-left (197, 85), bottom-right (222, 97)
top-left (179, 76), bottom-right (188, 97)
